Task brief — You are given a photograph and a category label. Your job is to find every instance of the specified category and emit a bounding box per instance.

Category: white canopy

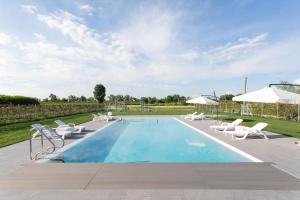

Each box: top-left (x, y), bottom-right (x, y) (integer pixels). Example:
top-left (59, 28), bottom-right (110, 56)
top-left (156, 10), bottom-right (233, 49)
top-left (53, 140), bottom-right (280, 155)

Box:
top-left (232, 87), bottom-right (300, 104)
top-left (186, 96), bottom-right (219, 105)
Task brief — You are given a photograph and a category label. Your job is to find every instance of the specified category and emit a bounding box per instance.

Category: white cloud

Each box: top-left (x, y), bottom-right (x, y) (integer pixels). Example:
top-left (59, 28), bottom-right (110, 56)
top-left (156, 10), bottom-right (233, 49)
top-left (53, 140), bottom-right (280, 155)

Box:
top-left (294, 78), bottom-right (300, 85)
top-left (21, 5), bottom-right (38, 14)
top-left (119, 8), bottom-right (176, 56)
top-left (36, 11), bottom-right (133, 62)
top-left (205, 33), bottom-right (268, 64)
top-left (0, 32), bottom-right (15, 45)
top-left (34, 33), bottom-right (46, 41)
top-left (178, 50), bottom-right (200, 60)
top-left (202, 35), bottom-right (300, 79)
top-left (1, 6), bottom-right (300, 98)
top-left (78, 4), bottom-right (94, 15)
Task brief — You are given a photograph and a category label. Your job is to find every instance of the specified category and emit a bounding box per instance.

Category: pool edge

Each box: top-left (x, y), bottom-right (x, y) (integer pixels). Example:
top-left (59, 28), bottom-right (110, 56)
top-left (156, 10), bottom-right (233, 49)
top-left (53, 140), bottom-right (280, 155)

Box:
top-left (174, 118), bottom-right (263, 163)
top-left (36, 119), bottom-right (120, 163)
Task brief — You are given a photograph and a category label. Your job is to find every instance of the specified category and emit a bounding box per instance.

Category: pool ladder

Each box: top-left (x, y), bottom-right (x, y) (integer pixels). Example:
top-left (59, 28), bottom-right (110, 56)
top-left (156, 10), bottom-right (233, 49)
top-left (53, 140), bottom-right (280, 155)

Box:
top-left (28, 126), bottom-right (65, 160)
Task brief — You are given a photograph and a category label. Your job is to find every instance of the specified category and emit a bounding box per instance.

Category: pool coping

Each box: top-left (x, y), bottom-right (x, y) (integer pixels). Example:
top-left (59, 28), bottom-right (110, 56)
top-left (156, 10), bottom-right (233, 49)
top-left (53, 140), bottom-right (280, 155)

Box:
top-left (174, 118), bottom-right (263, 162)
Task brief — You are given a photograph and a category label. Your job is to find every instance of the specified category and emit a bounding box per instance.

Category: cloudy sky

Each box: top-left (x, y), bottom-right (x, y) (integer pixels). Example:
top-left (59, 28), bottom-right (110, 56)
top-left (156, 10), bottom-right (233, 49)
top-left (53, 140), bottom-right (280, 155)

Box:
top-left (1, 0), bottom-right (300, 98)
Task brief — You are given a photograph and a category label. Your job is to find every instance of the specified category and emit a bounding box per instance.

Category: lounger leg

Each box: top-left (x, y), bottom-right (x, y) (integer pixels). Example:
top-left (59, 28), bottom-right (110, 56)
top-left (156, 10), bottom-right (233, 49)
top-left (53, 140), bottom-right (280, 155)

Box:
top-left (236, 133), bottom-right (248, 140)
top-left (260, 131), bottom-right (269, 140)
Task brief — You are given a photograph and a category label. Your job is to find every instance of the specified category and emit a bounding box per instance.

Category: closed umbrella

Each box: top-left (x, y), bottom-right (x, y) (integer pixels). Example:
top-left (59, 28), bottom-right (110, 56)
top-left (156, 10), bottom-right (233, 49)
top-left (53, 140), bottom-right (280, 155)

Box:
top-left (233, 87), bottom-right (300, 122)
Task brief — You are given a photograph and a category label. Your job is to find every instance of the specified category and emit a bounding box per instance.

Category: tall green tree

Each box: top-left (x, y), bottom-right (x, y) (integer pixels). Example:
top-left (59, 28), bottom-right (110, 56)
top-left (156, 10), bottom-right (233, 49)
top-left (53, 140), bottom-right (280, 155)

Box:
top-left (219, 94), bottom-right (235, 101)
top-left (93, 84), bottom-right (106, 103)
top-left (49, 93), bottom-right (59, 101)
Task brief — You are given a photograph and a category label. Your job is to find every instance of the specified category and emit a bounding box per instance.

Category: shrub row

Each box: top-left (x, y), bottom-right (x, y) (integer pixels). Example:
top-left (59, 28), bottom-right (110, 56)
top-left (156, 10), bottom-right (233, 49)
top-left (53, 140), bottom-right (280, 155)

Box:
top-left (0, 103), bottom-right (105, 124)
top-left (0, 95), bottom-right (39, 105)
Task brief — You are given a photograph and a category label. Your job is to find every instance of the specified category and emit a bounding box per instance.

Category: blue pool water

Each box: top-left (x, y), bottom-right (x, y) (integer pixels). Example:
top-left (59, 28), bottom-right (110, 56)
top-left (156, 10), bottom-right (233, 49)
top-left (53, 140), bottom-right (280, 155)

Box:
top-left (52, 118), bottom-right (252, 163)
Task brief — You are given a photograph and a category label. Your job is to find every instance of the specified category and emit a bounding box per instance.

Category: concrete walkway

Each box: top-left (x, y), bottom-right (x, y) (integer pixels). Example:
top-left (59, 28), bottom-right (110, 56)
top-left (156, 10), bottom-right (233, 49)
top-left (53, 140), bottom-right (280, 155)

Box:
top-left (182, 118), bottom-right (300, 178)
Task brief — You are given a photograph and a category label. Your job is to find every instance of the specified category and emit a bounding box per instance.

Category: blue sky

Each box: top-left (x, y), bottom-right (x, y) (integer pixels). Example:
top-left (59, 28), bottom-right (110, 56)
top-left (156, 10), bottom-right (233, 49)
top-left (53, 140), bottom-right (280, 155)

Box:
top-left (1, 0), bottom-right (300, 98)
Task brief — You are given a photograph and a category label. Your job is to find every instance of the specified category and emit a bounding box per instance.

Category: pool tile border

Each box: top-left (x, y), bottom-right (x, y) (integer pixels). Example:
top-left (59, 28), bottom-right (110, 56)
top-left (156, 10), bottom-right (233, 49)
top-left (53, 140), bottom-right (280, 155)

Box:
top-left (37, 119), bottom-right (120, 163)
top-left (174, 118), bottom-right (263, 162)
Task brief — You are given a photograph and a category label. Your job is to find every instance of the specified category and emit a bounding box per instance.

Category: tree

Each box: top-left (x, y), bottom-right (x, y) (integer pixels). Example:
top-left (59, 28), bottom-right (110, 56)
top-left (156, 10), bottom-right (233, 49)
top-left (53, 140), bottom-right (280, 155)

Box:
top-left (79, 96), bottom-right (87, 102)
top-left (68, 95), bottom-right (77, 102)
top-left (49, 93), bottom-right (59, 101)
top-left (87, 97), bottom-right (96, 102)
top-left (93, 84), bottom-right (106, 103)
top-left (219, 94), bottom-right (235, 101)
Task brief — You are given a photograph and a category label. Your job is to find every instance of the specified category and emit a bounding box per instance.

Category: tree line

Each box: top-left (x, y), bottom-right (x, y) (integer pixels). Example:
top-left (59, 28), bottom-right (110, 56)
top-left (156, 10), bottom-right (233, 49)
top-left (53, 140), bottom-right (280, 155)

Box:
top-left (3, 81), bottom-right (298, 105)
top-left (107, 94), bottom-right (188, 104)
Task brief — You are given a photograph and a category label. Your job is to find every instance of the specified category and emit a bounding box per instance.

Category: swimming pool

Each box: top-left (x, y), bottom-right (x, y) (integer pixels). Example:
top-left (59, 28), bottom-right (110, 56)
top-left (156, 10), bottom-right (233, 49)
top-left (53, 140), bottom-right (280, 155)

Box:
top-left (51, 118), bottom-right (259, 163)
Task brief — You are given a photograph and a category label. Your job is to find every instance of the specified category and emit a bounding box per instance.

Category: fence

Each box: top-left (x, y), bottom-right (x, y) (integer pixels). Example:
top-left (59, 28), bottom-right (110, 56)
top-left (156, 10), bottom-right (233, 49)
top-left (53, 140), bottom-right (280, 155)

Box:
top-left (197, 101), bottom-right (299, 120)
top-left (0, 103), bottom-right (105, 125)
top-left (1, 101), bottom-right (299, 125)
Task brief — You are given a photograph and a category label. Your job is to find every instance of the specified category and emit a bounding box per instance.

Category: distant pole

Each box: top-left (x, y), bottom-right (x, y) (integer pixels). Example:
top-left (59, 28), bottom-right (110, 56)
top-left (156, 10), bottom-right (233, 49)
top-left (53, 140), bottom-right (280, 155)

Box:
top-left (244, 77), bottom-right (248, 94)
top-left (276, 103), bottom-right (279, 119)
top-left (242, 77), bottom-right (248, 116)
top-left (298, 104), bottom-right (300, 122)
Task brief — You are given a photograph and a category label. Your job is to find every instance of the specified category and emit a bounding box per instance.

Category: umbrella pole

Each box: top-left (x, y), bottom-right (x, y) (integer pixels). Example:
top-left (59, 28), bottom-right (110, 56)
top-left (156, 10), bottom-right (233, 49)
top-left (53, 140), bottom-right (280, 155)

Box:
top-left (276, 103), bottom-right (279, 119)
top-left (298, 104), bottom-right (300, 122)
top-left (217, 105), bottom-right (219, 121)
top-left (261, 103), bottom-right (263, 117)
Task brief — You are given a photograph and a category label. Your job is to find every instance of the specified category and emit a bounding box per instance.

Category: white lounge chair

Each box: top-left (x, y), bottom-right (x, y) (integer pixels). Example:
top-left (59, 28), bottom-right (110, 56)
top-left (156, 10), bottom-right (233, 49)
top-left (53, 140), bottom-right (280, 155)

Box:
top-left (191, 113), bottom-right (205, 120)
top-left (106, 112), bottom-right (114, 120)
top-left (54, 120), bottom-right (85, 133)
top-left (210, 119), bottom-right (243, 133)
top-left (98, 113), bottom-right (113, 121)
top-left (92, 114), bottom-right (101, 121)
top-left (225, 122), bottom-right (269, 140)
top-left (182, 112), bottom-right (197, 119)
top-left (185, 112), bottom-right (203, 120)
top-left (31, 124), bottom-right (72, 140)
top-left (93, 113), bottom-right (113, 122)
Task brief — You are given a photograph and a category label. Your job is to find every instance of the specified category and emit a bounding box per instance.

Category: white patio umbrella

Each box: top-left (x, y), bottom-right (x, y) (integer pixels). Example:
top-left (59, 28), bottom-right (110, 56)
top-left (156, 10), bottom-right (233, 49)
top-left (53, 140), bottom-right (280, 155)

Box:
top-left (186, 96), bottom-right (219, 120)
top-left (233, 87), bottom-right (300, 122)
top-left (186, 96), bottom-right (219, 105)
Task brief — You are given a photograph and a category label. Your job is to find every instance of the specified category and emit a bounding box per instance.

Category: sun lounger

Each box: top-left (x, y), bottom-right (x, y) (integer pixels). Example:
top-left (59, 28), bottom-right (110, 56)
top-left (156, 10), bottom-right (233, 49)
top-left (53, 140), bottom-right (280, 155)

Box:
top-left (98, 113), bottom-right (114, 121)
top-left (54, 119), bottom-right (85, 133)
top-left (225, 122), bottom-right (269, 140)
top-left (92, 114), bottom-right (102, 121)
top-left (182, 112), bottom-right (197, 119)
top-left (93, 113), bottom-right (113, 122)
top-left (191, 113), bottom-right (205, 120)
top-left (31, 124), bottom-right (72, 139)
top-left (210, 119), bottom-right (243, 132)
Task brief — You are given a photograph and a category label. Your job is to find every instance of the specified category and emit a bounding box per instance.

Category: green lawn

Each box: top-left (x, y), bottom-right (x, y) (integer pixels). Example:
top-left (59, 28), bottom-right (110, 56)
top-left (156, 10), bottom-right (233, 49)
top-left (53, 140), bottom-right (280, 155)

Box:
top-left (1, 109), bottom-right (300, 148)
top-left (0, 112), bottom-right (94, 148)
top-left (221, 115), bottom-right (300, 138)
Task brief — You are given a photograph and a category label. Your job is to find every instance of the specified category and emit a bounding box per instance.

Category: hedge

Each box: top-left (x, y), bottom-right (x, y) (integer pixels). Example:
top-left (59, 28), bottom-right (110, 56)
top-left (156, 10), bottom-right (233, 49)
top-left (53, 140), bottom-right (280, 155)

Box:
top-left (0, 95), bottom-right (39, 105)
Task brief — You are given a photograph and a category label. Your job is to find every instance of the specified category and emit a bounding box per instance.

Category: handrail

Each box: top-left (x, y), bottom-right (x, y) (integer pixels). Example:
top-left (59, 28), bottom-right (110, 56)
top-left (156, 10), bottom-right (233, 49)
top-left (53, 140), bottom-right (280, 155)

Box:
top-left (29, 126), bottom-right (64, 160)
